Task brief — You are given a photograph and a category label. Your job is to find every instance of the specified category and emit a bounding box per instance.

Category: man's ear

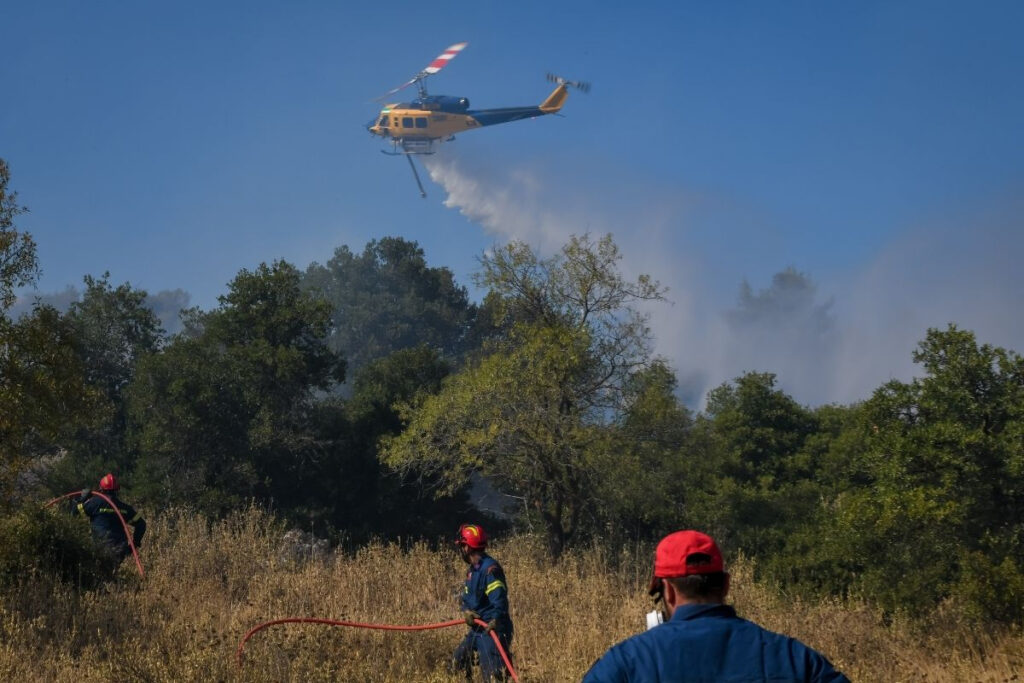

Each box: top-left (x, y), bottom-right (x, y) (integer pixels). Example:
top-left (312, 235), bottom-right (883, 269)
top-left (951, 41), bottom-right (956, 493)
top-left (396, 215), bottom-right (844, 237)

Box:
top-left (722, 573), bottom-right (731, 600)
top-left (661, 579), bottom-right (677, 607)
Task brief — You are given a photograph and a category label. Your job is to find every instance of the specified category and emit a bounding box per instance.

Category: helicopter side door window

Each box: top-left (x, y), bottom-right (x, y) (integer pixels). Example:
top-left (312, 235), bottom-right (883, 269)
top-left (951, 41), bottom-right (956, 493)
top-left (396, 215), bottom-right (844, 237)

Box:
top-left (402, 117), bottom-right (413, 128)
top-left (415, 117), bottom-right (428, 128)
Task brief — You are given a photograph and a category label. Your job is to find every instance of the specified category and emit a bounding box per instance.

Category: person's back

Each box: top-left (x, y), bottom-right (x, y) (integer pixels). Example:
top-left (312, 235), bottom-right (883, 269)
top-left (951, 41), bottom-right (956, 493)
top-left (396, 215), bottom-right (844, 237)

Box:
top-left (78, 495), bottom-right (134, 549)
top-left (583, 530), bottom-right (847, 683)
top-left (584, 603), bottom-right (845, 682)
top-left (74, 474), bottom-right (146, 559)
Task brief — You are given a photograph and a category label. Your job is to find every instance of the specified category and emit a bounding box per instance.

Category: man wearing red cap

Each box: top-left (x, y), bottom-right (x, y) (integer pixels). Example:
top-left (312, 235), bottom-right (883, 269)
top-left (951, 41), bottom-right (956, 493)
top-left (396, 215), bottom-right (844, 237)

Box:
top-left (583, 530), bottom-right (848, 682)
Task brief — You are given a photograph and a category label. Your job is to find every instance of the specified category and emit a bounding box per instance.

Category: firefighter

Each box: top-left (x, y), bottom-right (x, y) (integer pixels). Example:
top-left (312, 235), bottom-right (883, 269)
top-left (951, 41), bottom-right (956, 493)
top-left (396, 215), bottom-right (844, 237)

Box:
top-left (73, 473), bottom-right (146, 565)
top-left (451, 523), bottom-right (514, 682)
top-left (582, 530), bottom-right (849, 682)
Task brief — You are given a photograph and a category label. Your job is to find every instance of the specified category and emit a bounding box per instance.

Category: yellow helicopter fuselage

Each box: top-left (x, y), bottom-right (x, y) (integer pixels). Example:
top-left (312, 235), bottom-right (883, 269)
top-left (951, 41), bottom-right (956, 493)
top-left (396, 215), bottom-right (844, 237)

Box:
top-left (368, 83), bottom-right (569, 153)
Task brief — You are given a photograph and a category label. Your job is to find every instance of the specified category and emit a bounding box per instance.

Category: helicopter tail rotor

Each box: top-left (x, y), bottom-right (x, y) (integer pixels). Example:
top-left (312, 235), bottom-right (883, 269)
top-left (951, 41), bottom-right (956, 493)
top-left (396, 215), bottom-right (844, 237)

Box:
top-left (546, 73), bottom-right (591, 93)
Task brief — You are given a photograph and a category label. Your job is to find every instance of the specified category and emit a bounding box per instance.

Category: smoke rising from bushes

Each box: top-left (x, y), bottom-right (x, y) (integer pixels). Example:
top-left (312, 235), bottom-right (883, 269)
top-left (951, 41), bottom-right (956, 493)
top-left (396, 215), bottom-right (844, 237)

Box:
top-left (9, 286), bottom-right (191, 336)
top-left (425, 152), bottom-right (1024, 406)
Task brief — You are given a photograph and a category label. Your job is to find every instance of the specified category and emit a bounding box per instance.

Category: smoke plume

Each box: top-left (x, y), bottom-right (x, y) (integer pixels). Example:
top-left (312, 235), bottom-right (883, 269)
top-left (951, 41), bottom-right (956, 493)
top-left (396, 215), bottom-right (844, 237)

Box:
top-left (8, 285), bottom-right (191, 336)
top-left (424, 151), bottom-right (1024, 407)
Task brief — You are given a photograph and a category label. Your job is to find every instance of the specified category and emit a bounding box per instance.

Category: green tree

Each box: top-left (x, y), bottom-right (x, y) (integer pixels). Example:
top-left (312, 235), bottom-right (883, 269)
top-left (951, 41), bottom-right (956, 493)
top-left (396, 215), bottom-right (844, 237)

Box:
top-left (67, 274), bottom-right (164, 401)
top-left (46, 274), bottom-right (166, 490)
top-left (349, 345), bottom-right (451, 432)
top-left (383, 234), bottom-right (666, 556)
top-left (339, 346), bottom-right (471, 540)
top-left (127, 261), bottom-right (345, 515)
top-left (1, 306), bottom-right (100, 505)
top-left (0, 159), bottom-right (38, 312)
top-left (595, 360), bottom-right (695, 543)
top-left (303, 237), bottom-right (477, 377)
top-left (0, 160), bottom-right (99, 504)
top-left (689, 372), bottom-right (819, 560)
top-left (828, 326), bottom-right (1024, 620)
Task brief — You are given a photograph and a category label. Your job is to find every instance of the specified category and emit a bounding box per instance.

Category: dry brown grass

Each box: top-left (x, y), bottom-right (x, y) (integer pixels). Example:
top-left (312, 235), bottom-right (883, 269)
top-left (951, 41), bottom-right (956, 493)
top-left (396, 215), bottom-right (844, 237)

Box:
top-left (1, 507), bottom-right (1021, 681)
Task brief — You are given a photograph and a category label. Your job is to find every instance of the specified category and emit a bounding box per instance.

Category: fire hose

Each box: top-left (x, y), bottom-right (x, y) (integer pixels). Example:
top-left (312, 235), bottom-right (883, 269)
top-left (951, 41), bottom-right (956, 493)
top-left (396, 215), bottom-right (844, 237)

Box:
top-left (44, 490), bottom-right (145, 578)
top-left (45, 492), bottom-right (516, 678)
top-left (236, 616), bottom-right (520, 681)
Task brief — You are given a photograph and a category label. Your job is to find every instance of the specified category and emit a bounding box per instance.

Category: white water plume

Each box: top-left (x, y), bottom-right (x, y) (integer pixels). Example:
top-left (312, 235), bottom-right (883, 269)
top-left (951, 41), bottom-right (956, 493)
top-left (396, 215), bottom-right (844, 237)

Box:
top-left (424, 151), bottom-right (1024, 407)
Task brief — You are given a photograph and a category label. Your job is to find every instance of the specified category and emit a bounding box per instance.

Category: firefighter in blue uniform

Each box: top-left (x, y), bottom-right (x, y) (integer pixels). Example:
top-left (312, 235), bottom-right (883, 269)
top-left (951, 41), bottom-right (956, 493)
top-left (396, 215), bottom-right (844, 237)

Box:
top-left (583, 530), bottom-right (848, 683)
top-left (451, 523), bottom-right (513, 682)
top-left (73, 473), bottom-right (146, 564)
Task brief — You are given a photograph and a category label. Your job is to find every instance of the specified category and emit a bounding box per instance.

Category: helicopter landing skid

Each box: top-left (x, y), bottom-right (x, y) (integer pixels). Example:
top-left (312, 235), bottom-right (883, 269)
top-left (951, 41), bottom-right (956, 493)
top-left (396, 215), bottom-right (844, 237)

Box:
top-left (379, 141), bottom-right (435, 197)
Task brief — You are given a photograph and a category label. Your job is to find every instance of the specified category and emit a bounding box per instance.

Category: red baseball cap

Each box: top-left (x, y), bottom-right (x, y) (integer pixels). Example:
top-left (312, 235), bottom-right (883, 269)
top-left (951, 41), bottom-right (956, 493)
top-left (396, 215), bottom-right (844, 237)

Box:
top-left (648, 530), bottom-right (724, 595)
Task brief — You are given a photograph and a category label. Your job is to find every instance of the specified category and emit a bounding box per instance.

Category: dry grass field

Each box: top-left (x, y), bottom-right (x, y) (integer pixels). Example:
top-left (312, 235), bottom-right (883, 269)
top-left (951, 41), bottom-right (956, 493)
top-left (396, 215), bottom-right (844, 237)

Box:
top-left (1, 507), bottom-right (1021, 682)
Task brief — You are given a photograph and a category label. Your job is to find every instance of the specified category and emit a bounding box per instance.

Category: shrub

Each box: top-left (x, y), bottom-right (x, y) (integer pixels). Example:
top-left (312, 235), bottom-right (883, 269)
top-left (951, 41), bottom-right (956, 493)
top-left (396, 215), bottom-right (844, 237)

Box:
top-left (0, 504), bottom-right (112, 589)
top-left (955, 551), bottom-right (1024, 624)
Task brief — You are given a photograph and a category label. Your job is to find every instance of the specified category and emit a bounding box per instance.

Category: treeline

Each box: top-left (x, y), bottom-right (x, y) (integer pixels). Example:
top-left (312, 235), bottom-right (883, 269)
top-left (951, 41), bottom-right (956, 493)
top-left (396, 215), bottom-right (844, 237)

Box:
top-left (2, 159), bottom-right (1023, 622)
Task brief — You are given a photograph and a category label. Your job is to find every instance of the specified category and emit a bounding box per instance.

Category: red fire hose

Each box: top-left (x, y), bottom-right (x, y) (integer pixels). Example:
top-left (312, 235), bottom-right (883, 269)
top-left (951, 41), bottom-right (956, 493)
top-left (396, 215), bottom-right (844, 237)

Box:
top-left (236, 616), bottom-right (520, 682)
top-left (46, 492), bottom-right (517, 678)
top-left (44, 490), bottom-right (145, 578)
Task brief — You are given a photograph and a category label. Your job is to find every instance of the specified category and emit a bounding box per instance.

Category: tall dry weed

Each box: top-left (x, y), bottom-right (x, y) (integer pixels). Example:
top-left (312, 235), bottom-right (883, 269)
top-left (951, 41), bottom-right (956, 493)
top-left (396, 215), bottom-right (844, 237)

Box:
top-left (0, 507), bottom-right (1021, 681)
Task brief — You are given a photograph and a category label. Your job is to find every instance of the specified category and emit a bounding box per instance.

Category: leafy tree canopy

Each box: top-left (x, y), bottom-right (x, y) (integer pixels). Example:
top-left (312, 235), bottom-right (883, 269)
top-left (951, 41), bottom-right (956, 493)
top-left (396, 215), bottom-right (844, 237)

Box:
top-left (304, 237), bottom-right (476, 376)
top-left (828, 325), bottom-right (1024, 618)
top-left (384, 234), bottom-right (666, 555)
top-left (127, 261), bottom-right (345, 514)
top-left (1, 306), bottom-right (100, 506)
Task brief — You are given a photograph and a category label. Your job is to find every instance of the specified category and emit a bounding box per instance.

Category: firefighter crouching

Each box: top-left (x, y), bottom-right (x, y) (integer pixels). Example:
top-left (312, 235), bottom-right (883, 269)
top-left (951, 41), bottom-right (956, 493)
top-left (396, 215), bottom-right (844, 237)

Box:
top-left (73, 473), bottom-right (146, 566)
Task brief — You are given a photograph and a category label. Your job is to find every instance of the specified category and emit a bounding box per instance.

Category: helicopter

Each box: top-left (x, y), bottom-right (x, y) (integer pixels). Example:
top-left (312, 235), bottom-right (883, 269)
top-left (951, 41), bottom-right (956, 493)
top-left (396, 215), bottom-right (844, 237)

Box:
top-left (367, 42), bottom-right (589, 197)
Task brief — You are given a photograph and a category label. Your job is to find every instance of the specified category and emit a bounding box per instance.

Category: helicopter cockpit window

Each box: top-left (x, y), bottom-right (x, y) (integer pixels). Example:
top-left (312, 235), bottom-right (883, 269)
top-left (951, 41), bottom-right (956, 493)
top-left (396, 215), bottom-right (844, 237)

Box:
top-left (415, 117), bottom-right (428, 128)
top-left (378, 116), bottom-right (389, 127)
top-left (402, 117), bottom-right (413, 128)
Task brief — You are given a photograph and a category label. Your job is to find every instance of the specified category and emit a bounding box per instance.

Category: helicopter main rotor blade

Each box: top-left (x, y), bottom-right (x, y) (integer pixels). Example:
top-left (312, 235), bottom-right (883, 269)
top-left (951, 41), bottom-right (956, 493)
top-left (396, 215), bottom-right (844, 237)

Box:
top-left (373, 42), bottom-right (468, 101)
top-left (423, 42), bottom-right (468, 75)
top-left (376, 77), bottom-right (419, 102)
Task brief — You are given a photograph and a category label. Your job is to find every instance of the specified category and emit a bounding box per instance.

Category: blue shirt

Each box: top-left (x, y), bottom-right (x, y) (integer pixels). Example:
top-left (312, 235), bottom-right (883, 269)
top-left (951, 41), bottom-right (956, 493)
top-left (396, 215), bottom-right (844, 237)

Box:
top-left (460, 553), bottom-right (510, 623)
top-left (76, 493), bottom-right (146, 552)
top-left (582, 603), bottom-right (849, 683)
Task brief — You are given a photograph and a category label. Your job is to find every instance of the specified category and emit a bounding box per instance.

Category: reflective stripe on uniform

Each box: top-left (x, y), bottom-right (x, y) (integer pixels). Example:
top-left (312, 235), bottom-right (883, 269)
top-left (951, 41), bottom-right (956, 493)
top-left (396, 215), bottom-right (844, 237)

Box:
top-left (485, 580), bottom-right (506, 595)
top-left (76, 503), bottom-right (86, 517)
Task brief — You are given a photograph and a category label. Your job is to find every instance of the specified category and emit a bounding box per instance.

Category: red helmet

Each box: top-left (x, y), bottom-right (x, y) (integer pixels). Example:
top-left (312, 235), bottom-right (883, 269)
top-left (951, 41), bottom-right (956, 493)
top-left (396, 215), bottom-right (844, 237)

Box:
top-left (98, 473), bottom-right (119, 491)
top-left (456, 523), bottom-right (488, 550)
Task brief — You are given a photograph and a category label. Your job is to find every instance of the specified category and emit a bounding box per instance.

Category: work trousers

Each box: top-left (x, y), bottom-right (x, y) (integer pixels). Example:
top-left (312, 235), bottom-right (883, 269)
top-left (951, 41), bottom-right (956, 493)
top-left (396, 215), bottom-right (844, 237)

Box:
top-left (451, 620), bottom-right (513, 682)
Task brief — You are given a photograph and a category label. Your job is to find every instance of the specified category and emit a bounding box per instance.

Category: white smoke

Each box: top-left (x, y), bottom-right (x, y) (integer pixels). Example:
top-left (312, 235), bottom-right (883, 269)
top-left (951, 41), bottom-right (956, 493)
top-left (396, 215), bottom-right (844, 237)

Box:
top-left (8, 284), bottom-right (191, 336)
top-left (829, 204), bottom-right (1024, 402)
top-left (423, 150), bottom-right (1024, 407)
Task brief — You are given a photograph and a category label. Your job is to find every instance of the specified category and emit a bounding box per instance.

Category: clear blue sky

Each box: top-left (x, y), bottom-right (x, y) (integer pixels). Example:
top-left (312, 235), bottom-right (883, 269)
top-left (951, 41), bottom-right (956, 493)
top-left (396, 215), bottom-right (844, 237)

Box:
top-left (4, 1), bottom-right (1023, 404)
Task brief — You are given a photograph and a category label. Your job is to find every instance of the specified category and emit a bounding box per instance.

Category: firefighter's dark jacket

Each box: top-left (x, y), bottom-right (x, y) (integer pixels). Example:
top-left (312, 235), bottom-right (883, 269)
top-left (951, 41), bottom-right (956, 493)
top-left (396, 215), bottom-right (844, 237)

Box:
top-left (460, 553), bottom-right (510, 624)
top-left (582, 603), bottom-right (848, 683)
top-left (75, 493), bottom-right (146, 553)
